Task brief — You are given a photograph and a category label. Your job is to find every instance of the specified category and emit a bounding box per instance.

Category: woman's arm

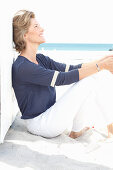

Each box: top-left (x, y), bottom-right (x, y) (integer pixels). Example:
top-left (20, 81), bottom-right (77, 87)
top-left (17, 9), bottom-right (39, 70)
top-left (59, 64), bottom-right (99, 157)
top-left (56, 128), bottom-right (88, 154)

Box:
top-left (17, 61), bottom-right (80, 87)
top-left (37, 54), bottom-right (82, 72)
top-left (79, 55), bottom-right (113, 80)
top-left (18, 54), bottom-right (113, 87)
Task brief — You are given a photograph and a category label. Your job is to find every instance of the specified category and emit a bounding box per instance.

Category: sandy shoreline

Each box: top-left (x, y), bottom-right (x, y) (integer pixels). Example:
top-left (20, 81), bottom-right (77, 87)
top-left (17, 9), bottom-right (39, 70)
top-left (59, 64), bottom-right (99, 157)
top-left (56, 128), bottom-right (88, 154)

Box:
top-left (0, 111), bottom-right (113, 170)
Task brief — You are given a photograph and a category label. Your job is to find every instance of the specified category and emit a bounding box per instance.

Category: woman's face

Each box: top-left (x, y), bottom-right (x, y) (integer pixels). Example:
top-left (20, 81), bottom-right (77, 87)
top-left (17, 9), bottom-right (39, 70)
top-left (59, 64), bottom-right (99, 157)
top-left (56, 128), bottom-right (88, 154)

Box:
top-left (24, 18), bottom-right (45, 45)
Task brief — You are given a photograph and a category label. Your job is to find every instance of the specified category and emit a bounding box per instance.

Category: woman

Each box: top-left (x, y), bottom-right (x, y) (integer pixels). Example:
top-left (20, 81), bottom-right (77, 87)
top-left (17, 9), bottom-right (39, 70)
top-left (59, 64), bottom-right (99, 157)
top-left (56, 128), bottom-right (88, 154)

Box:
top-left (12, 10), bottom-right (113, 139)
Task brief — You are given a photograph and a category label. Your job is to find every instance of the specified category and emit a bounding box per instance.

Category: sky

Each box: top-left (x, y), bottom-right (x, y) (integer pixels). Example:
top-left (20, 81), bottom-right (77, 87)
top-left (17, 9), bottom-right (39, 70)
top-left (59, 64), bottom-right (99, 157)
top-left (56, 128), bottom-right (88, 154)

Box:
top-left (2, 0), bottom-right (113, 43)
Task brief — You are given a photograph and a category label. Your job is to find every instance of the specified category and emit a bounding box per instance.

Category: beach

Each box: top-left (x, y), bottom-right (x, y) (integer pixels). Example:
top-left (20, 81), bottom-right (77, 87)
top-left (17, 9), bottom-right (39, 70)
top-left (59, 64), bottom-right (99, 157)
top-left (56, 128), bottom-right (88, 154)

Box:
top-left (0, 50), bottom-right (113, 170)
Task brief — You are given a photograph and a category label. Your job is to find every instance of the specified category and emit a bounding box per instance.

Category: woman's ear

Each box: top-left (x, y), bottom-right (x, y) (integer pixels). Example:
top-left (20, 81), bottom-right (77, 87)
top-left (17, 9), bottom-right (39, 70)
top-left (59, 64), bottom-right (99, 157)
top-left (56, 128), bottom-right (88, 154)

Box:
top-left (23, 33), bottom-right (27, 41)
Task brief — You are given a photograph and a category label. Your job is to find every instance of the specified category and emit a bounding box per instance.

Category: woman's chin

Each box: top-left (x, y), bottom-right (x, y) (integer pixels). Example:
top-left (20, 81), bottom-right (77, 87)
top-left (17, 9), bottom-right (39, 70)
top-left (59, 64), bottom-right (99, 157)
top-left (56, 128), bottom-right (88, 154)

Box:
top-left (40, 40), bottom-right (46, 44)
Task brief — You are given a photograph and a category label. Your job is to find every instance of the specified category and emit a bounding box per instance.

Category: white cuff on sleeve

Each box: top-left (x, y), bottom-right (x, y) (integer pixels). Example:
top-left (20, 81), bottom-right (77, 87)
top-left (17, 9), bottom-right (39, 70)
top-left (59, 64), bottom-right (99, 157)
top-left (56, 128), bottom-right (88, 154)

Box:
top-left (50, 71), bottom-right (59, 87)
top-left (65, 64), bottom-right (70, 72)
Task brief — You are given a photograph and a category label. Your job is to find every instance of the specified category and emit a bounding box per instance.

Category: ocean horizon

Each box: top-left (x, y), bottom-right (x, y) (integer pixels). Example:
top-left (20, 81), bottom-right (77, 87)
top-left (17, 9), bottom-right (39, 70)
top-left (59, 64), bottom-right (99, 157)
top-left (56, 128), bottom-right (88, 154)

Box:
top-left (39, 43), bottom-right (113, 51)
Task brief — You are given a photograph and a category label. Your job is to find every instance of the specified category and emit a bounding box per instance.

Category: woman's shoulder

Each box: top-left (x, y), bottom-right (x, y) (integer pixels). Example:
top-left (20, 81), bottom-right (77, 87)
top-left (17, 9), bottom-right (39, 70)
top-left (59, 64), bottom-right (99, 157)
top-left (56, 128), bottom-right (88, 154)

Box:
top-left (12, 56), bottom-right (26, 69)
top-left (12, 55), bottom-right (33, 75)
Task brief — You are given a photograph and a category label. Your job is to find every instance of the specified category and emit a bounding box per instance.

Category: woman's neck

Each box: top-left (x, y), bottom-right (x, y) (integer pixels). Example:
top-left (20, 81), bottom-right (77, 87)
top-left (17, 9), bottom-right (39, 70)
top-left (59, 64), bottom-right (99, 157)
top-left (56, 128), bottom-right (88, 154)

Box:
top-left (20, 43), bottom-right (39, 63)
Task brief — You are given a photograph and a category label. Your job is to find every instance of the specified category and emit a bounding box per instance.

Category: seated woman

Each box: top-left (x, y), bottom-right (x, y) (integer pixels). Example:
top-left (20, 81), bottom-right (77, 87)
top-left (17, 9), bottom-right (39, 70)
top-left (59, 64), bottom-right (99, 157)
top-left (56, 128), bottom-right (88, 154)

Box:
top-left (12, 10), bottom-right (113, 139)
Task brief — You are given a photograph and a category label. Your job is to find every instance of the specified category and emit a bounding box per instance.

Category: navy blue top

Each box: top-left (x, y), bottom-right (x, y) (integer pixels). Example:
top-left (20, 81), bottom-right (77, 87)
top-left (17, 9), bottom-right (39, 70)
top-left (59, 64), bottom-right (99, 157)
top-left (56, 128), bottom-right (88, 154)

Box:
top-left (12, 53), bottom-right (82, 119)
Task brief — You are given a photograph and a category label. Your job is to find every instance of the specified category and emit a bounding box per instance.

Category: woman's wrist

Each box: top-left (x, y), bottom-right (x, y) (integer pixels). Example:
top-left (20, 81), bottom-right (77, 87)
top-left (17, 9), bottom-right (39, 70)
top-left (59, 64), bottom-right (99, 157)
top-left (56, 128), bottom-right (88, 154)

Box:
top-left (97, 61), bottom-right (105, 71)
top-left (78, 58), bottom-right (107, 80)
top-left (96, 63), bottom-right (100, 72)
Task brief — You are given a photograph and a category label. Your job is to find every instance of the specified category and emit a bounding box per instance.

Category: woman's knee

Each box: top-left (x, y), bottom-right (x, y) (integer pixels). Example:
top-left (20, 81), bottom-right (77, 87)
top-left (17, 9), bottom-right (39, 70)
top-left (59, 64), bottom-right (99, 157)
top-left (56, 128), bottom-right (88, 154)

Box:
top-left (97, 69), bottom-right (111, 76)
top-left (79, 74), bottom-right (97, 90)
top-left (93, 69), bottom-right (113, 85)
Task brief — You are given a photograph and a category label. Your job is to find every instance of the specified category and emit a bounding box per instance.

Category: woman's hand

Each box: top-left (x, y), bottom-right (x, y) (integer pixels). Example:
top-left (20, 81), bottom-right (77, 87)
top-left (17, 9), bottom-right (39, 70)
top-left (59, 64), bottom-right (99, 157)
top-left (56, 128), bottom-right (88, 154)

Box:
top-left (98, 55), bottom-right (113, 74)
top-left (79, 54), bottom-right (113, 80)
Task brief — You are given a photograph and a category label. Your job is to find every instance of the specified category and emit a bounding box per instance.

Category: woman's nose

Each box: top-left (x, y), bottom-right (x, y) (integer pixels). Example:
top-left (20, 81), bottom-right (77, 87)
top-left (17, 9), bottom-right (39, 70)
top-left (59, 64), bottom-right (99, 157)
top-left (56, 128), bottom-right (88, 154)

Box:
top-left (40, 26), bottom-right (44, 32)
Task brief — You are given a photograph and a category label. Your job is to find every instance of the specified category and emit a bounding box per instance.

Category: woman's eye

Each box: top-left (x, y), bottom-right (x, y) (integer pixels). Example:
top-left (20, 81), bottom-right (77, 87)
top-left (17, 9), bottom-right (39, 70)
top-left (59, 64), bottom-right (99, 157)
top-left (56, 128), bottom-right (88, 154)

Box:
top-left (34, 25), bottom-right (39, 28)
top-left (34, 24), bottom-right (40, 29)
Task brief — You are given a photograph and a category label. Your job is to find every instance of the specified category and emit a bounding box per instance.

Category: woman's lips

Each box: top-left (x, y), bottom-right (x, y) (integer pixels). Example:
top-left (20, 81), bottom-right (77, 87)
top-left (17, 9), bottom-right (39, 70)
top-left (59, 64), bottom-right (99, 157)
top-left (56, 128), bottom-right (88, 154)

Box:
top-left (39, 33), bottom-right (44, 37)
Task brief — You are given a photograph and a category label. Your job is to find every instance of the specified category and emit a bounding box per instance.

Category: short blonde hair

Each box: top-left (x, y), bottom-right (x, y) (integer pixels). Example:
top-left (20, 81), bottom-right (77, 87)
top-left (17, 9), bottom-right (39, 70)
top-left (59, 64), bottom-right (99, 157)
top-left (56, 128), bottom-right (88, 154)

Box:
top-left (13, 10), bottom-right (35, 53)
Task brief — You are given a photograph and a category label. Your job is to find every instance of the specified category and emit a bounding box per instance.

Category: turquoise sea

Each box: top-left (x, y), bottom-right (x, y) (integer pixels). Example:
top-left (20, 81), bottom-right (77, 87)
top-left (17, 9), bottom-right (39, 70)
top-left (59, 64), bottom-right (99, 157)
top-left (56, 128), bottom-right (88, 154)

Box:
top-left (39, 43), bottom-right (113, 51)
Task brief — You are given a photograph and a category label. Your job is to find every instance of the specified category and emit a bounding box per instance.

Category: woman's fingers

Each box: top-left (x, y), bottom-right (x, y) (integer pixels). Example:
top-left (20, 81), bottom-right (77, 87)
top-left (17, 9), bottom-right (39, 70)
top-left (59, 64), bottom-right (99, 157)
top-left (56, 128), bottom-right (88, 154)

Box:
top-left (106, 55), bottom-right (113, 59)
top-left (102, 56), bottom-right (113, 73)
top-left (99, 55), bottom-right (113, 63)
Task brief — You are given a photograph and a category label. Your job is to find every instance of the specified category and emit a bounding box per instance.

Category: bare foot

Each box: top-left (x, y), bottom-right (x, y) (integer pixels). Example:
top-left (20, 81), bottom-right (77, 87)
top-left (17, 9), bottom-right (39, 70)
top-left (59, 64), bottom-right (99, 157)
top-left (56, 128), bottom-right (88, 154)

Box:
top-left (107, 123), bottom-right (113, 138)
top-left (69, 127), bottom-right (90, 139)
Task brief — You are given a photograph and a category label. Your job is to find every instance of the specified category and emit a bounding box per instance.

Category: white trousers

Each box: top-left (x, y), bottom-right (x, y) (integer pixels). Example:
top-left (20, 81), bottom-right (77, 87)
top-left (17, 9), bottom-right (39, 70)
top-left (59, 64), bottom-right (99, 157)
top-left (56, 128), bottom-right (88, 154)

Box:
top-left (24, 70), bottom-right (113, 138)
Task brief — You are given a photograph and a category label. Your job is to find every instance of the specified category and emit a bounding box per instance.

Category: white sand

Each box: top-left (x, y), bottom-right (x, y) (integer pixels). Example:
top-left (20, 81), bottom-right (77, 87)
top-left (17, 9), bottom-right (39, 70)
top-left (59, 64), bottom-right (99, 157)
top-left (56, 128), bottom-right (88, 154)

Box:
top-left (0, 111), bottom-right (113, 170)
top-left (0, 50), bottom-right (113, 170)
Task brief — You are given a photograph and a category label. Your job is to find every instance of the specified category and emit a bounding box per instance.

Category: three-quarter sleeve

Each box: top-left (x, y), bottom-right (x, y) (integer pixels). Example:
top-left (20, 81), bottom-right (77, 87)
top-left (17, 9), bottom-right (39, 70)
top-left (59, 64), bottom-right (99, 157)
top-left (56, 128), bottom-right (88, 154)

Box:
top-left (18, 61), bottom-right (80, 87)
top-left (37, 54), bottom-right (82, 72)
